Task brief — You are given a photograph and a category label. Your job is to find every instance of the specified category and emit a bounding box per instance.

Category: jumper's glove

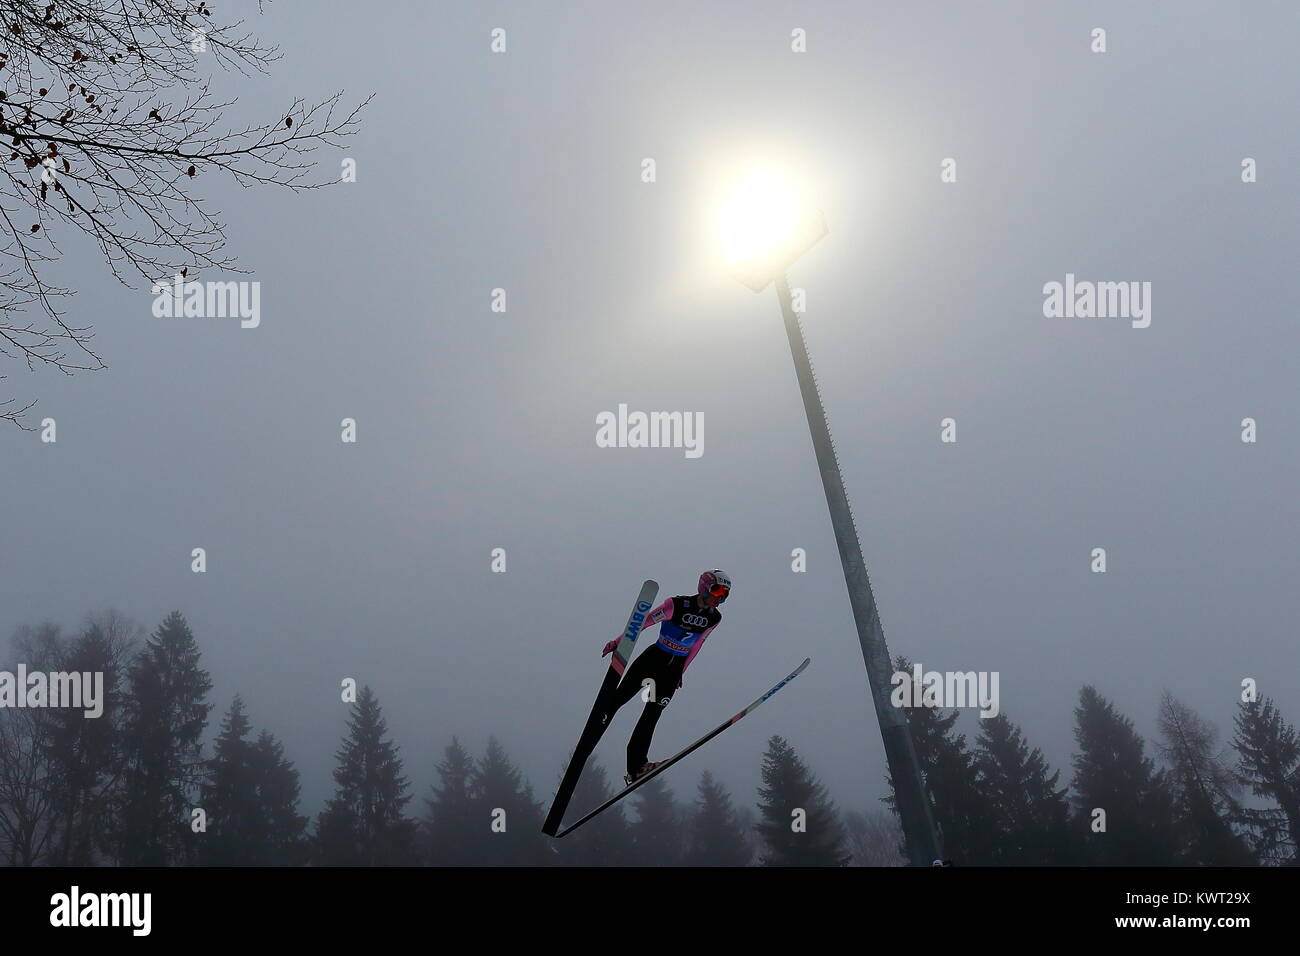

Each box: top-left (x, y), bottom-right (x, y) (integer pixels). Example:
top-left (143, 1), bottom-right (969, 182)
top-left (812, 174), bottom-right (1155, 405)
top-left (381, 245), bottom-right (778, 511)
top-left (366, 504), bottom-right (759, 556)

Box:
top-left (602, 639), bottom-right (618, 657)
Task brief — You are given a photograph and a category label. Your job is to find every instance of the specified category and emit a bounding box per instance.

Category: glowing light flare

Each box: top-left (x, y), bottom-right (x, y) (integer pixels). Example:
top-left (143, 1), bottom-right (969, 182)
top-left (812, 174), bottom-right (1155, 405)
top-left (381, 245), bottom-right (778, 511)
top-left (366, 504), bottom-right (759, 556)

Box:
top-left (716, 172), bottom-right (804, 268)
top-left (711, 166), bottom-right (827, 292)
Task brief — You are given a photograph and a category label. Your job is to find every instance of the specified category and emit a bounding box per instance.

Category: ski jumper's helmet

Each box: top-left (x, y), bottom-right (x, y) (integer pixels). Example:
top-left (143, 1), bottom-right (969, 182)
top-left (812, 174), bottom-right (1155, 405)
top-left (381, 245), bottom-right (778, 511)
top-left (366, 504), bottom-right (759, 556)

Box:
top-left (698, 570), bottom-right (732, 602)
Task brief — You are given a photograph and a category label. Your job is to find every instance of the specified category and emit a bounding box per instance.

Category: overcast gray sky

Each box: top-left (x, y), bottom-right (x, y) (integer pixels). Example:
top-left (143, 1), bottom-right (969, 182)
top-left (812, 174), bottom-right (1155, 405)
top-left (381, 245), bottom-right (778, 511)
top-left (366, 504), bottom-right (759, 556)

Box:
top-left (3, 0), bottom-right (1298, 819)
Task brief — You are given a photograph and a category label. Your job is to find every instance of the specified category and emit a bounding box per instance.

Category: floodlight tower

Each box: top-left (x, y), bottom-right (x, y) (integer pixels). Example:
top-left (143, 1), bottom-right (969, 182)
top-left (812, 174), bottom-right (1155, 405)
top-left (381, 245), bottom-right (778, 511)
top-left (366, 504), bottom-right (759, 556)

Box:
top-left (719, 173), bottom-right (941, 865)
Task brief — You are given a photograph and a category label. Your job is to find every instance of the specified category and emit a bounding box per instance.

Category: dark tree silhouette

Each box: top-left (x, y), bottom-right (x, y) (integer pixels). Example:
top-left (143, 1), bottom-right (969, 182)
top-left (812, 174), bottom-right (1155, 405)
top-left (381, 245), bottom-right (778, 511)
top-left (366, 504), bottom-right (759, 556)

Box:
top-left (1156, 692), bottom-right (1254, 866)
top-left (470, 736), bottom-right (550, 866)
top-left (974, 712), bottom-right (1077, 865)
top-left (198, 695), bottom-right (256, 865)
top-left (1071, 685), bottom-right (1179, 865)
top-left (247, 729), bottom-right (308, 865)
top-left (0, 0), bottom-right (367, 425)
top-left (315, 685), bottom-right (416, 866)
top-left (42, 611), bottom-right (136, 865)
top-left (552, 755), bottom-right (634, 866)
top-left (422, 736), bottom-right (477, 866)
top-left (1232, 696), bottom-right (1300, 865)
top-left (886, 657), bottom-right (999, 864)
top-left (117, 610), bottom-right (212, 865)
top-left (755, 735), bottom-right (849, 866)
top-left (628, 776), bottom-right (681, 866)
top-left (0, 622), bottom-right (62, 864)
top-left (199, 696), bottom-right (307, 865)
top-left (683, 770), bottom-right (751, 866)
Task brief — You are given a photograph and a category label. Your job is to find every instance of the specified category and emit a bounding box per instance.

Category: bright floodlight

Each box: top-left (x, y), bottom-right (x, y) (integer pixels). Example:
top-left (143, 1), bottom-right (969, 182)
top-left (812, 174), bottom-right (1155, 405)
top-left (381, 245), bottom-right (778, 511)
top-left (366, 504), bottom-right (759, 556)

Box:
top-left (716, 169), bottom-right (827, 293)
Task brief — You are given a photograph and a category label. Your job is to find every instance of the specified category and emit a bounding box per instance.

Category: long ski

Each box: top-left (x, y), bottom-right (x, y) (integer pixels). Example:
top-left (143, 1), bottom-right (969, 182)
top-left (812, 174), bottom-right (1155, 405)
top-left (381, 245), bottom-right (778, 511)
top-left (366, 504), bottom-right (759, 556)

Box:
top-left (542, 579), bottom-right (659, 836)
top-left (554, 656), bottom-right (812, 839)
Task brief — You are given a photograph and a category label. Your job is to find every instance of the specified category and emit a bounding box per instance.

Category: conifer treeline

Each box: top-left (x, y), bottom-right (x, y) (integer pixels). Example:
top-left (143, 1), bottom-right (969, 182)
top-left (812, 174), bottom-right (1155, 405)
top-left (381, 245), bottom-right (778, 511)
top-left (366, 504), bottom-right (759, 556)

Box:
top-left (1, 614), bottom-right (1296, 866)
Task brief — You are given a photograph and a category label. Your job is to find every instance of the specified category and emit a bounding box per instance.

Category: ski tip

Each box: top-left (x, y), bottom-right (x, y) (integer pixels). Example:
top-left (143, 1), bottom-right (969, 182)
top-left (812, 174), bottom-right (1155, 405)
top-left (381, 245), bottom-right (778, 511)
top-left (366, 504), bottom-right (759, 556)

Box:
top-left (784, 657), bottom-right (811, 681)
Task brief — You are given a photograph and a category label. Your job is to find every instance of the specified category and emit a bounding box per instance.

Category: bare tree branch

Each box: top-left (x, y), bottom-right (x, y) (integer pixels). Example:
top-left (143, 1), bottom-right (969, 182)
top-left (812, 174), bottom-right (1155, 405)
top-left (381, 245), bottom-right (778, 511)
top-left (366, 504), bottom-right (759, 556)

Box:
top-left (0, 0), bottom-right (369, 426)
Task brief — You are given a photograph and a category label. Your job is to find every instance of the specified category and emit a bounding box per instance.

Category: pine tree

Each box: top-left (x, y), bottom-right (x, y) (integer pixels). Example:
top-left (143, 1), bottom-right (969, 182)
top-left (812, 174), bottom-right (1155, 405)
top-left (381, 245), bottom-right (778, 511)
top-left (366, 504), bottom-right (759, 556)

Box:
top-left (471, 737), bottom-right (549, 866)
top-left (755, 735), bottom-right (849, 866)
top-left (628, 777), bottom-right (681, 865)
top-left (1071, 686), bottom-right (1179, 865)
top-left (249, 730), bottom-right (308, 865)
top-left (552, 756), bottom-right (634, 866)
top-left (1157, 692), bottom-right (1254, 865)
top-left (315, 686), bottom-right (417, 865)
top-left (1232, 697), bottom-right (1300, 865)
top-left (423, 737), bottom-right (480, 865)
top-left (117, 611), bottom-right (213, 865)
top-left (198, 696), bottom-right (257, 865)
top-left (887, 657), bottom-right (999, 864)
top-left (313, 793), bottom-right (361, 865)
top-left (974, 712), bottom-right (1076, 864)
top-left (684, 770), bottom-right (752, 866)
top-left (199, 698), bottom-right (307, 865)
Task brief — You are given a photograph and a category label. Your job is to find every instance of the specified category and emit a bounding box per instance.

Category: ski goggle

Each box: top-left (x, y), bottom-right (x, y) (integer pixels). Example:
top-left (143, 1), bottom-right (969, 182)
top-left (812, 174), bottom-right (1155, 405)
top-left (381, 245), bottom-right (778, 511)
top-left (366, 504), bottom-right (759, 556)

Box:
top-left (708, 584), bottom-right (730, 599)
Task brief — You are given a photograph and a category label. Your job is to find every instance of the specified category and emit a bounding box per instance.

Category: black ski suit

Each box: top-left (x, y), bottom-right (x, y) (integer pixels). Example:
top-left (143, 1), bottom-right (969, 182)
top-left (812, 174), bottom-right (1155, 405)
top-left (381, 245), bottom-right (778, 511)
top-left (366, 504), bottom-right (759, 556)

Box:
top-left (606, 594), bottom-right (720, 776)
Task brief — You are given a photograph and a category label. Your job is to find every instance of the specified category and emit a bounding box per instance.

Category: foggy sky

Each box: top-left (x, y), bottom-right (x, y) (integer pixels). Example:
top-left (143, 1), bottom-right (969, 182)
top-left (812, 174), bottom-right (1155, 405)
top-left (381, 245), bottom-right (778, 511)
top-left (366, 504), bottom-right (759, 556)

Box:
top-left (3, 0), bottom-right (1298, 821)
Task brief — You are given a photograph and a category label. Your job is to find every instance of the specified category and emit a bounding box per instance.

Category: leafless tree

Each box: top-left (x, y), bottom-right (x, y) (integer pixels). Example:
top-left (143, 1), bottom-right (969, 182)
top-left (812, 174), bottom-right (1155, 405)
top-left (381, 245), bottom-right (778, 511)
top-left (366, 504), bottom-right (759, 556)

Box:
top-left (0, 622), bottom-right (61, 863)
top-left (49, 608), bottom-right (141, 865)
top-left (844, 807), bottom-right (907, 866)
top-left (0, 0), bottom-right (368, 425)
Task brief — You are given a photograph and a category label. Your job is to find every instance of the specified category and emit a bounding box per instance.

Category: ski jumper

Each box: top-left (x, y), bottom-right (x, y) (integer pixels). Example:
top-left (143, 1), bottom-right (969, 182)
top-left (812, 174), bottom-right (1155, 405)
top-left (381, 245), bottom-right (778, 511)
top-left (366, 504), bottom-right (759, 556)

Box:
top-left (606, 595), bottom-right (720, 776)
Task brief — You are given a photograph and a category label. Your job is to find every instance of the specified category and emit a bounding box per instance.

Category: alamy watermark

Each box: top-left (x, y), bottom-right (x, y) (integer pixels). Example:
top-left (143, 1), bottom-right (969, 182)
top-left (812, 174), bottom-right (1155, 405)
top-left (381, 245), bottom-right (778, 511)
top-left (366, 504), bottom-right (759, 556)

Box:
top-left (891, 662), bottom-right (1000, 718)
top-left (0, 666), bottom-right (104, 718)
top-left (151, 274), bottom-right (261, 328)
top-left (1042, 273), bottom-right (1150, 328)
top-left (596, 403), bottom-right (703, 459)
top-left (50, 886), bottom-right (150, 936)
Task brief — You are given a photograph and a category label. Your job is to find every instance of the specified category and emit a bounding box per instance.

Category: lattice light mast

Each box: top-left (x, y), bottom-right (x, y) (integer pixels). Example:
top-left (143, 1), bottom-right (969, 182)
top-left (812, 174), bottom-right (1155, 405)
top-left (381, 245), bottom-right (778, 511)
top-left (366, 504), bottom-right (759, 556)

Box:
top-left (718, 170), bottom-right (941, 865)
